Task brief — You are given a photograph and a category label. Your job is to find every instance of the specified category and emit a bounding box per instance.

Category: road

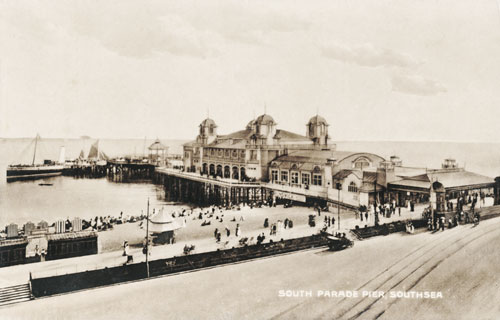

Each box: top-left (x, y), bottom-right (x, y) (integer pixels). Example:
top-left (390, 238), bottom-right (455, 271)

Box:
top-left (2, 217), bottom-right (500, 319)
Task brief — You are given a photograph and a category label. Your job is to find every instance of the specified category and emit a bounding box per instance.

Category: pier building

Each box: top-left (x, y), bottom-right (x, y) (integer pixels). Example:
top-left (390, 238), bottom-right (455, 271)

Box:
top-left (153, 113), bottom-right (500, 210)
top-left (183, 114), bottom-right (334, 182)
top-left (168, 114), bottom-right (388, 208)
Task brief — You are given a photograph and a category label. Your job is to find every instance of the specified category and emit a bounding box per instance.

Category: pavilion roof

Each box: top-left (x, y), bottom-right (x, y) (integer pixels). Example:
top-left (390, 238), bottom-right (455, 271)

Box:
top-left (149, 139), bottom-right (169, 151)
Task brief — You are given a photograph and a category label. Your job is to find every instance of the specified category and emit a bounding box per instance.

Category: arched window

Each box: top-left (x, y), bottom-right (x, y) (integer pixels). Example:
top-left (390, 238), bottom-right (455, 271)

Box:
top-left (348, 181), bottom-right (358, 193)
top-left (353, 157), bottom-right (371, 170)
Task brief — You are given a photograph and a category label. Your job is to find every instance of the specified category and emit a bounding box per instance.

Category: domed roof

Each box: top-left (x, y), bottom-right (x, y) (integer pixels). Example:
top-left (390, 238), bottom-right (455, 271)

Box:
top-left (255, 114), bottom-right (275, 125)
top-left (200, 118), bottom-right (217, 127)
top-left (308, 115), bottom-right (328, 126)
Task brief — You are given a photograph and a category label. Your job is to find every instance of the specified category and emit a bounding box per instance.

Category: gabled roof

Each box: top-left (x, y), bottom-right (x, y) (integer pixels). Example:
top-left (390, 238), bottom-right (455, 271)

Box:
top-left (389, 169), bottom-right (495, 191)
top-left (183, 140), bottom-right (198, 148)
top-left (218, 129), bottom-right (253, 140)
top-left (333, 169), bottom-right (362, 180)
top-left (273, 150), bottom-right (341, 163)
top-left (208, 139), bottom-right (247, 149)
top-left (429, 170), bottom-right (494, 189)
top-left (273, 129), bottom-right (310, 141)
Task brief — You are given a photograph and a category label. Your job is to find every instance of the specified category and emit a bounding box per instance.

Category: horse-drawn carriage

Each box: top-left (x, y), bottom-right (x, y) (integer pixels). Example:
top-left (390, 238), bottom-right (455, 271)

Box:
top-left (327, 235), bottom-right (354, 251)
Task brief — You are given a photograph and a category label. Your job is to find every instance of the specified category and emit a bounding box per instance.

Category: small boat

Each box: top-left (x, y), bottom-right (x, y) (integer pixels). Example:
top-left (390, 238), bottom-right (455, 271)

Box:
top-left (38, 183), bottom-right (54, 186)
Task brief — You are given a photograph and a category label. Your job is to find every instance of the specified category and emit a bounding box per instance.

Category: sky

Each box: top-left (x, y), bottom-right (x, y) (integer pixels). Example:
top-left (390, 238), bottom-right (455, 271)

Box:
top-left (1, 0), bottom-right (500, 142)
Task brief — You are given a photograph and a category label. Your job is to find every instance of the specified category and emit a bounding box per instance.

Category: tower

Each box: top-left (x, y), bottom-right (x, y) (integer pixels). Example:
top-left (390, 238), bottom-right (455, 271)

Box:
top-left (306, 115), bottom-right (329, 146)
top-left (197, 118), bottom-right (217, 145)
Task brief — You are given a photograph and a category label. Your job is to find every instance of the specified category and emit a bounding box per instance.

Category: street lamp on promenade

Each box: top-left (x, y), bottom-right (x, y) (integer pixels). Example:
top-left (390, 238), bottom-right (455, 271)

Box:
top-left (146, 198), bottom-right (150, 278)
top-left (336, 183), bottom-right (342, 230)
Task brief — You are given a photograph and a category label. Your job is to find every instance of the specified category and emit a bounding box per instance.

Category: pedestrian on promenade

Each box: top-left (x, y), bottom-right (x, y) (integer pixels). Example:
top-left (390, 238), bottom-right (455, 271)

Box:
top-left (124, 241), bottom-right (133, 264)
top-left (440, 216), bottom-right (445, 231)
top-left (235, 224), bottom-right (241, 237)
top-left (214, 228), bottom-right (218, 239)
top-left (365, 212), bottom-right (368, 223)
top-left (226, 227), bottom-right (230, 237)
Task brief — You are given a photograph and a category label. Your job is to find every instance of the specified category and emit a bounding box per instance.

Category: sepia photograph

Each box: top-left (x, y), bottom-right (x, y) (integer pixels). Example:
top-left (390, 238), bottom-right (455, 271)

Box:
top-left (1, 0), bottom-right (500, 319)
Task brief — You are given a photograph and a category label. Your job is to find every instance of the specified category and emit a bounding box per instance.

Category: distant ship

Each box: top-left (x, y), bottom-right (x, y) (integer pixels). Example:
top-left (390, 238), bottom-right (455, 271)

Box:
top-left (6, 135), bottom-right (65, 182)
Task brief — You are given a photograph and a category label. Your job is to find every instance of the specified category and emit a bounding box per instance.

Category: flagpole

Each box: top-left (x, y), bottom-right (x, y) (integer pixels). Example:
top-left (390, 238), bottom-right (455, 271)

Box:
top-left (146, 198), bottom-right (150, 278)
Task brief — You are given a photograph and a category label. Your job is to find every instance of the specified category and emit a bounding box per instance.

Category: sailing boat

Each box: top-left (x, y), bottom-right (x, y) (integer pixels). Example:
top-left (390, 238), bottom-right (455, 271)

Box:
top-left (6, 135), bottom-right (64, 182)
top-left (87, 140), bottom-right (108, 166)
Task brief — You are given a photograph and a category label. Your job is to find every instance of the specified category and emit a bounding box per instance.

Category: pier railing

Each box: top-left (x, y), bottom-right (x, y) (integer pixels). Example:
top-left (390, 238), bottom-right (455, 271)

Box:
top-left (155, 168), bottom-right (261, 187)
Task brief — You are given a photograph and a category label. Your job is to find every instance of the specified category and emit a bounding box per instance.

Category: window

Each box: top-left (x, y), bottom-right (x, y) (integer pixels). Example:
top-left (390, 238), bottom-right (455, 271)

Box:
top-left (348, 182), bottom-right (358, 193)
top-left (291, 172), bottom-right (299, 184)
top-left (281, 170), bottom-right (289, 183)
top-left (225, 150), bottom-right (230, 158)
top-left (271, 170), bottom-right (279, 182)
top-left (312, 174), bottom-right (322, 186)
top-left (353, 157), bottom-right (371, 170)
top-left (250, 150), bottom-right (257, 160)
top-left (218, 149), bottom-right (223, 157)
top-left (240, 150), bottom-right (245, 159)
top-left (302, 173), bottom-right (310, 185)
top-left (232, 150), bottom-right (238, 158)
top-left (184, 152), bottom-right (190, 158)
top-left (210, 149), bottom-right (215, 156)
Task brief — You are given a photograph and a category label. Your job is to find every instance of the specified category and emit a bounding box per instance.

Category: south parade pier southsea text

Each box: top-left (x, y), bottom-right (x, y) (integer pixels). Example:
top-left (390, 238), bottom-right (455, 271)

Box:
top-left (278, 290), bottom-right (443, 299)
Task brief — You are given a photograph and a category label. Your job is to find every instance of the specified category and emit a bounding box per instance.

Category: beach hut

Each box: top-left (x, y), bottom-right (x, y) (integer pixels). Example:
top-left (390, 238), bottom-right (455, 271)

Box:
top-left (146, 209), bottom-right (183, 244)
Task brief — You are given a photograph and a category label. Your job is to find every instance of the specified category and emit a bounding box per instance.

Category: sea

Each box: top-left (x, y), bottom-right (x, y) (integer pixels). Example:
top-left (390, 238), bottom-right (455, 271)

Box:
top-left (1, 137), bottom-right (500, 228)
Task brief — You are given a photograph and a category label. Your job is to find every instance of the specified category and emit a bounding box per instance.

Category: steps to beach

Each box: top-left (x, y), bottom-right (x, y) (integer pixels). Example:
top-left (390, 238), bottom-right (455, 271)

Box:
top-left (0, 283), bottom-right (33, 307)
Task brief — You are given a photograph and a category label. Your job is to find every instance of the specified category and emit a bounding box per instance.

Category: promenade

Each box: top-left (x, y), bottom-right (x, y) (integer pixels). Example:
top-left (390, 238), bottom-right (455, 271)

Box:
top-left (3, 213), bottom-right (500, 320)
top-left (0, 202), bottom-right (430, 288)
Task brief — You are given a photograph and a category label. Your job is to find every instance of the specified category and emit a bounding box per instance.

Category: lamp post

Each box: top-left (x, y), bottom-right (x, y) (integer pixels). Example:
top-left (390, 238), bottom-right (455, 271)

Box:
top-left (336, 183), bottom-right (342, 230)
top-left (145, 198), bottom-right (150, 278)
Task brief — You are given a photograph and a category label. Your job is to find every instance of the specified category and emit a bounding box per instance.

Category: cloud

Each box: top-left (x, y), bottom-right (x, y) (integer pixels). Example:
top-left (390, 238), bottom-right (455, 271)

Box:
top-left (71, 11), bottom-right (219, 59)
top-left (186, 4), bottom-right (311, 46)
top-left (391, 73), bottom-right (447, 96)
top-left (320, 43), bottom-right (418, 68)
